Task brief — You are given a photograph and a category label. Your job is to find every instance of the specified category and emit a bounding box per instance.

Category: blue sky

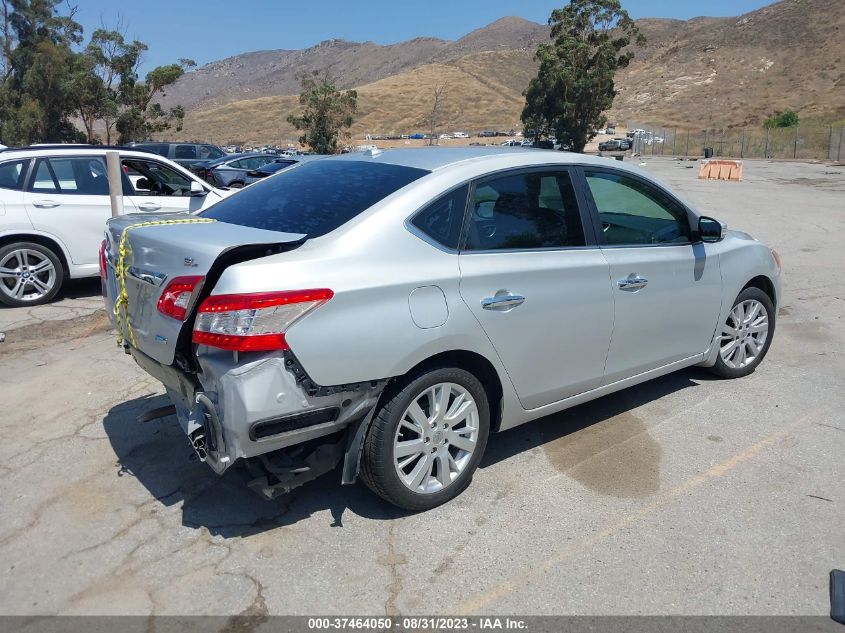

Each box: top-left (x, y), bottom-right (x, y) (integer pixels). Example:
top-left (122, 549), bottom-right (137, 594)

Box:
top-left (74, 0), bottom-right (776, 76)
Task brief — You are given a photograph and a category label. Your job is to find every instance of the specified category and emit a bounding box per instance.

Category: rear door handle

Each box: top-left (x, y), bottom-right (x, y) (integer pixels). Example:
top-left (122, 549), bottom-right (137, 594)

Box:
top-left (482, 293), bottom-right (525, 310)
top-left (138, 202), bottom-right (161, 211)
top-left (617, 275), bottom-right (648, 291)
top-left (32, 200), bottom-right (61, 208)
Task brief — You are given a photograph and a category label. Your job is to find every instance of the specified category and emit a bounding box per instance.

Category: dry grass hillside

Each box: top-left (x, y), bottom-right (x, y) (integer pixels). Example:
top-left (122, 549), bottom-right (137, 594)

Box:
top-left (611, 0), bottom-right (845, 127)
top-left (171, 0), bottom-right (845, 144)
top-left (175, 51), bottom-right (537, 144)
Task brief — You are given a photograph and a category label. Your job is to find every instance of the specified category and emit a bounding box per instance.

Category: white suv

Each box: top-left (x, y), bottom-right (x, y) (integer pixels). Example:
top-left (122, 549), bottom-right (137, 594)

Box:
top-left (0, 146), bottom-right (234, 306)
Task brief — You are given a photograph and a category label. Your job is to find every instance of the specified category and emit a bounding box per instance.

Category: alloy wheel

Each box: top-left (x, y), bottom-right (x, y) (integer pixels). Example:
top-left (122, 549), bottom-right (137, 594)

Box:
top-left (0, 248), bottom-right (57, 303)
top-left (393, 382), bottom-right (480, 494)
top-left (719, 299), bottom-right (769, 369)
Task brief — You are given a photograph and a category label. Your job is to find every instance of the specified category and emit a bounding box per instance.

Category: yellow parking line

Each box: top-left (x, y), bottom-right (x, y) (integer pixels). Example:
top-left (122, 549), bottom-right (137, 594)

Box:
top-left (453, 407), bottom-right (825, 614)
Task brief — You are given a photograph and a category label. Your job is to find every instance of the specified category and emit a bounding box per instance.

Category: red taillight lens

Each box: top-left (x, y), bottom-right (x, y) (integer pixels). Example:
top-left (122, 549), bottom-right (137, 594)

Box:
top-left (192, 289), bottom-right (333, 352)
top-left (157, 275), bottom-right (204, 321)
top-left (99, 239), bottom-right (108, 281)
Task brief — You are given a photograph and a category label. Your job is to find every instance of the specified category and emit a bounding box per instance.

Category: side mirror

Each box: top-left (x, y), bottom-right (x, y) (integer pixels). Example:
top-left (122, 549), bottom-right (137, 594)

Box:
top-left (135, 177), bottom-right (151, 191)
top-left (189, 180), bottom-right (207, 196)
top-left (699, 216), bottom-right (727, 243)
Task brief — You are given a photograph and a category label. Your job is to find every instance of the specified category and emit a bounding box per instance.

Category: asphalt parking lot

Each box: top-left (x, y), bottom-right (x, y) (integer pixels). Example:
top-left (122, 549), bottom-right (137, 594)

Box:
top-left (1, 157), bottom-right (843, 617)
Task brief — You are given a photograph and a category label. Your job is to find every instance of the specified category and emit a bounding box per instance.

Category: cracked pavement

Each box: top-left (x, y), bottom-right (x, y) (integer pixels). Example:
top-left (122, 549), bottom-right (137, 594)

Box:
top-left (0, 158), bottom-right (843, 616)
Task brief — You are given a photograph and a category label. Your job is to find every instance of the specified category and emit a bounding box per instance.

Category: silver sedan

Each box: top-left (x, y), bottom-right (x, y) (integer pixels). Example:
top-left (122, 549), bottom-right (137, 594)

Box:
top-left (102, 147), bottom-right (781, 510)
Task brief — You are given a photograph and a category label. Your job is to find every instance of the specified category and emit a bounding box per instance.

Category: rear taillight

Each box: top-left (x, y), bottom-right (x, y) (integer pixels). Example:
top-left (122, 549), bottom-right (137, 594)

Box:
top-left (157, 275), bottom-right (205, 321)
top-left (192, 289), bottom-right (333, 352)
top-left (99, 239), bottom-right (108, 281)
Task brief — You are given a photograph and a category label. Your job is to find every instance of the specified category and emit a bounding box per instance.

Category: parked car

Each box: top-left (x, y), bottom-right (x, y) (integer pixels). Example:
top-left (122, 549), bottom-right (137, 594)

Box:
top-left (452, 132), bottom-right (469, 139)
top-left (598, 139), bottom-right (623, 151)
top-left (242, 158), bottom-right (300, 184)
top-left (615, 138), bottom-right (632, 150)
top-left (101, 147), bottom-right (780, 511)
top-left (0, 145), bottom-right (234, 306)
top-left (126, 142), bottom-right (227, 169)
top-left (190, 152), bottom-right (279, 188)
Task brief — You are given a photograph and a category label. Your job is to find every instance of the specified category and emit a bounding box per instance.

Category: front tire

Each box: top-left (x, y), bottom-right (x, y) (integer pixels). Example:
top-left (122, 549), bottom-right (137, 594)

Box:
top-left (0, 242), bottom-right (64, 307)
top-left (709, 287), bottom-right (775, 378)
top-left (360, 366), bottom-right (490, 511)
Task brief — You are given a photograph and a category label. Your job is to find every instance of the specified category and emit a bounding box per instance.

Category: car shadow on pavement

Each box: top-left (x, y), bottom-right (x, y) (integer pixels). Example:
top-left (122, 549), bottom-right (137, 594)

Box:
top-left (102, 367), bottom-right (717, 537)
top-left (481, 366), bottom-right (715, 470)
top-left (59, 277), bottom-right (102, 300)
top-left (102, 394), bottom-right (402, 538)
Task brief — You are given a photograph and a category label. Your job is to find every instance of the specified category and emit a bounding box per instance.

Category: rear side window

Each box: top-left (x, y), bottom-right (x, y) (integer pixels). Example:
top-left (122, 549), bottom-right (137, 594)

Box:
top-left (133, 144), bottom-right (169, 157)
top-left (29, 157), bottom-right (109, 195)
top-left (0, 159), bottom-right (29, 190)
top-left (174, 145), bottom-right (198, 160)
top-left (410, 185), bottom-right (468, 250)
top-left (202, 160), bottom-right (429, 237)
top-left (465, 169), bottom-right (586, 250)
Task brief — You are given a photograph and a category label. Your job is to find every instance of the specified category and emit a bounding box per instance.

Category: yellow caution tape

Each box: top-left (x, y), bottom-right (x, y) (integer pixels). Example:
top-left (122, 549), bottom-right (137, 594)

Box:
top-left (113, 217), bottom-right (216, 348)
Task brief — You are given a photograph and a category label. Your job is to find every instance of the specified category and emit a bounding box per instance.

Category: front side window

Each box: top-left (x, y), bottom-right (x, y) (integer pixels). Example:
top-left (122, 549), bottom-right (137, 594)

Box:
top-left (0, 159), bottom-right (29, 190)
top-left (411, 185), bottom-right (468, 250)
top-left (199, 145), bottom-right (225, 160)
top-left (465, 170), bottom-right (585, 251)
top-left (29, 157), bottom-right (109, 195)
top-left (585, 171), bottom-right (690, 245)
top-left (122, 158), bottom-right (196, 197)
top-left (202, 160), bottom-right (429, 238)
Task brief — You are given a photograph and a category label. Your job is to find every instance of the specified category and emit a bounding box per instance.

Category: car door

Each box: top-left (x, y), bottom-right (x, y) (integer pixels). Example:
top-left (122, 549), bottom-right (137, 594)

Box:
top-left (458, 167), bottom-right (613, 410)
top-left (0, 158), bottom-right (32, 231)
top-left (582, 168), bottom-right (723, 384)
top-left (122, 156), bottom-right (210, 214)
top-left (23, 156), bottom-right (137, 266)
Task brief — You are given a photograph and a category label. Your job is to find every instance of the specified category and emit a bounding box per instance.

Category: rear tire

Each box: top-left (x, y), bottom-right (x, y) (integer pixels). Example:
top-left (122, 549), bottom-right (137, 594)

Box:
top-left (709, 287), bottom-right (775, 378)
top-left (228, 181), bottom-right (244, 189)
top-left (360, 366), bottom-right (490, 511)
top-left (0, 241), bottom-right (64, 307)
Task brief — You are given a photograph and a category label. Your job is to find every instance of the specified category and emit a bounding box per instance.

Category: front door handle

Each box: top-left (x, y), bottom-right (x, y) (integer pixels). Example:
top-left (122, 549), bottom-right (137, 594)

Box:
top-left (32, 200), bottom-right (61, 208)
top-left (617, 275), bottom-right (648, 291)
top-left (482, 293), bottom-right (525, 310)
top-left (138, 202), bottom-right (162, 211)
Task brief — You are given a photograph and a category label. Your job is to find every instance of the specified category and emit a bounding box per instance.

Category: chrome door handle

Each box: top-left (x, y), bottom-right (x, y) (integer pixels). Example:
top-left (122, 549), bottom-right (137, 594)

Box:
top-left (617, 275), bottom-right (648, 291)
top-left (482, 293), bottom-right (525, 310)
top-left (32, 200), bottom-right (61, 208)
top-left (138, 202), bottom-right (161, 211)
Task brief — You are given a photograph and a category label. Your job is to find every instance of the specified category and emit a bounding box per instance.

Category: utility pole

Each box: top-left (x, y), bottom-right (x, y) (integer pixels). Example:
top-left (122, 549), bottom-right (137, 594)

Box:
top-left (105, 151), bottom-right (124, 218)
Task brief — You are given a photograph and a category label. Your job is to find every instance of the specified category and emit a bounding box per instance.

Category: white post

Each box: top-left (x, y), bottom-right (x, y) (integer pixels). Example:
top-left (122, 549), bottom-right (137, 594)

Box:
top-left (105, 151), bottom-right (124, 218)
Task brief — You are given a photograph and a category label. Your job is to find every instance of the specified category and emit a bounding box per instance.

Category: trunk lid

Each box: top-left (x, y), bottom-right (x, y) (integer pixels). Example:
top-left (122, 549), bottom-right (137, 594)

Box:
top-left (103, 213), bottom-right (305, 365)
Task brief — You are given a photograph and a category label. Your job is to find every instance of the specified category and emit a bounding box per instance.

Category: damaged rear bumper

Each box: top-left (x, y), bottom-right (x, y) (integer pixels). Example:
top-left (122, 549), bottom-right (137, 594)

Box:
top-left (130, 347), bottom-right (385, 487)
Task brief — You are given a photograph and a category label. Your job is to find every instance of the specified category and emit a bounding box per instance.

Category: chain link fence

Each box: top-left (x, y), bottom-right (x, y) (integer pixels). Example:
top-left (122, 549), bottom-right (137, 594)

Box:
top-left (625, 123), bottom-right (845, 161)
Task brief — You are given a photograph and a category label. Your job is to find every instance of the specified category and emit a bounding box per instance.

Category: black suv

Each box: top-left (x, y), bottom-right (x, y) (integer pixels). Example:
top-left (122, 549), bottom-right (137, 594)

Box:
top-left (126, 142), bottom-right (227, 168)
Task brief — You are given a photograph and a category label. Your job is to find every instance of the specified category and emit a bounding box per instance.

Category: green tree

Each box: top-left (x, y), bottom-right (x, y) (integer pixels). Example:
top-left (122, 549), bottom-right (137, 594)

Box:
top-left (0, 0), bottom-right (84, 144)
top-left (116, 58), bottom-right (194, 144)
top-left (72, 28), bottom-right (147, 143)
top-left (522, 0), bottom-right (644, 152)
top-left (763, 110), bottom-right (799, 129)
top-left (287, 71), bottom-right (357, 154)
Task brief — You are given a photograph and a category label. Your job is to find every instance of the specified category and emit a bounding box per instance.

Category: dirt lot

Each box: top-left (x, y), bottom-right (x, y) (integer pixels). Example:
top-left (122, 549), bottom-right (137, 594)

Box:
top-left (1, 157), bottom-right (843, 617)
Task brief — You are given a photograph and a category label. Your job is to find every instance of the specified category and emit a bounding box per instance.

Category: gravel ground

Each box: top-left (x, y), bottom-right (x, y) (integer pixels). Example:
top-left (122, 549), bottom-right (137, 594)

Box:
top-left (0, 157), bottom-right (843, 617)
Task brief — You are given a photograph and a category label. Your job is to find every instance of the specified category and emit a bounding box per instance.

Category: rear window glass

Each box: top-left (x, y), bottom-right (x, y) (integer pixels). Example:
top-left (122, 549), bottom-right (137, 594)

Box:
top-left (201, 160), bottom-right (429, 237)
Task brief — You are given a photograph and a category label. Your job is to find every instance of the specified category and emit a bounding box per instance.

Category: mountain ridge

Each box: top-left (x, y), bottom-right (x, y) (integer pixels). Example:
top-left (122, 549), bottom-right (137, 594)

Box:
top-left (166, 0), bottom-right (845, 142)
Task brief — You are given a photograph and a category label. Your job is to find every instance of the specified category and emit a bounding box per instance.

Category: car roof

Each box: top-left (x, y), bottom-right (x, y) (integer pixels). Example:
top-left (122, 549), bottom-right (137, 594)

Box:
top-left (0, 146), bottom-right (215, 168)
top-left (320, 146), bottom-right (643, 174)
top-left (209, 152), bottom-right (275, 165)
